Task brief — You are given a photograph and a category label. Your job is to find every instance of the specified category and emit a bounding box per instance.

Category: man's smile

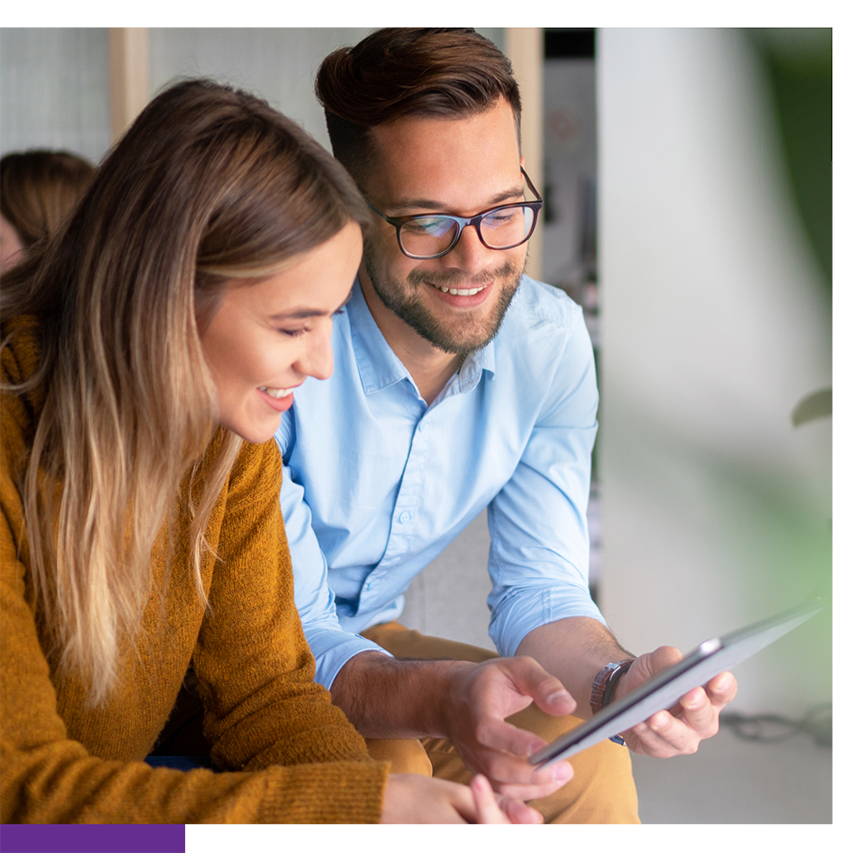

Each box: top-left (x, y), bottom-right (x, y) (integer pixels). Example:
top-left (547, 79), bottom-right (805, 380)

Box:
top-left (428, 282), bottom-right (490, 297)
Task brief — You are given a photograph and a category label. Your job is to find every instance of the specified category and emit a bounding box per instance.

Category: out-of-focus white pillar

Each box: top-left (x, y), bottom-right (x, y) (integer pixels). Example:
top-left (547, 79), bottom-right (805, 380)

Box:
top-left (597, 28), bottom-right (831, 714)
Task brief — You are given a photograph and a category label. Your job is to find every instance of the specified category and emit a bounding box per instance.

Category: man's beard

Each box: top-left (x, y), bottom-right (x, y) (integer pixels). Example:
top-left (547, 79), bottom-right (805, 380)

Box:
top-left (363, 249), bottom-right (523, 357)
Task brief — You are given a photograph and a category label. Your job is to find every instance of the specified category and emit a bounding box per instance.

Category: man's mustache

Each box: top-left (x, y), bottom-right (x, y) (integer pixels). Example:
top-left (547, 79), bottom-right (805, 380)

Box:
top-left (406, 260), bottom-right (519, 290)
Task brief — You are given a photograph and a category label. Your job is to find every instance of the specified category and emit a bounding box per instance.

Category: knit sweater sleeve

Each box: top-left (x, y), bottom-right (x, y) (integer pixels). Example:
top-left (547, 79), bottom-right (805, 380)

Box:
top-left (193, 438), bottom-right (376, 774)
top-left (0, 324), bottom-right (388, 824)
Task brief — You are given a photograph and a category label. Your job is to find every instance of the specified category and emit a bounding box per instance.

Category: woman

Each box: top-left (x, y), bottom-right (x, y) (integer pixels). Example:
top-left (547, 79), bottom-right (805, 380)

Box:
top-left (0, 79), bottom-right (536, 824)
top-left (0, 149), bottom-right (95, 272)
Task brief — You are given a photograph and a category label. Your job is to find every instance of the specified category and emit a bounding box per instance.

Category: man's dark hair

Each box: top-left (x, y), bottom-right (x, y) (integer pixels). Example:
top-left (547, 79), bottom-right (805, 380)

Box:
top-left (316, 28), bottom-right (522, 188)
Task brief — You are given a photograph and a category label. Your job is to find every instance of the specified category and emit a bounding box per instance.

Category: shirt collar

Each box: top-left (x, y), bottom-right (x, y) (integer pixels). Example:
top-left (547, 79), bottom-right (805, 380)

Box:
top-left (348, 279), bottom-right (410, 394)
top-left (456, 336), bottom-right (495, 393)
top-left (347, 277), bottom-right (498, 397)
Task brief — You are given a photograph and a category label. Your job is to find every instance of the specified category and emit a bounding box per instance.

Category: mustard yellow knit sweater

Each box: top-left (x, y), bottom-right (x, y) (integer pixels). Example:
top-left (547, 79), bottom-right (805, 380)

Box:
top-left (0, 316), bottom-right (388, 823)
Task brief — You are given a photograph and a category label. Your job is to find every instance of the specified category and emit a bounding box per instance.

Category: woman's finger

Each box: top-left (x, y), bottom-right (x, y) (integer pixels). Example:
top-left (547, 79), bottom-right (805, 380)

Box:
top-left (498, 796), bottom-right (543, 853)
top-left (471, 775), bottom-right (512, 853)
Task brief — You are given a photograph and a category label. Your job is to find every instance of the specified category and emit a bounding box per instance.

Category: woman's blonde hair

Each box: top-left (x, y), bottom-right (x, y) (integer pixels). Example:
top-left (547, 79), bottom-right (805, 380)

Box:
top-left (1, 79), bottom-right (368, 704)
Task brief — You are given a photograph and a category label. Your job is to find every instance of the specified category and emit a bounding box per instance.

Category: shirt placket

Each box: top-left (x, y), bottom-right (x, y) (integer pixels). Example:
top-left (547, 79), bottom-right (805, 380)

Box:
top-left (359, 406), bottom-right (433, 604)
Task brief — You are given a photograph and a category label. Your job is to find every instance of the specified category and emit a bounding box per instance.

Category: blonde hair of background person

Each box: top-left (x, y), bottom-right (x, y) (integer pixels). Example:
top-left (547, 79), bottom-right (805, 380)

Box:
top-left (0, 78), bottom-right (534, 824)
top-left (0, 149), bottom-right (95, 272)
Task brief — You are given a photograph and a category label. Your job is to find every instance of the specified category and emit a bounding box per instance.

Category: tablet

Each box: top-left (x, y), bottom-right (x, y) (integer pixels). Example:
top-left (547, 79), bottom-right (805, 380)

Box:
top-left (529, 598), bottom-right (825, 769)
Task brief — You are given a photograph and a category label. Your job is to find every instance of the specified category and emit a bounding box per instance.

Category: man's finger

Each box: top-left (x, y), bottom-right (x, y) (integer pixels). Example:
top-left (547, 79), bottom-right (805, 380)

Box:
top-left (473, 714), bottom-right (546, 756)
top-left (645, 646), bottom-right (684, 675)
top-left (651, 719), bottom-right (700, 755)
top-left (706, 671), bottom-right (737, 704)
top-left (502, 658), bottom-right (577, 717)
top-left (676, 688), bottom-right (720, 737)
top-left (468, 738), bottom-right (571, 787)
top-left (626, 714), bottom-right (699, 757)
top-left (492, 761), bottom-right (574, 802)
top-left (617, 646), bottom-right (682, 701)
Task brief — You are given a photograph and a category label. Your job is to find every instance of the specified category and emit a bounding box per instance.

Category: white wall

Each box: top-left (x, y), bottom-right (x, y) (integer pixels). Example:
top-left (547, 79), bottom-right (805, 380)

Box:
top-left (148, 28), bottom-right (373, 149)
top-left (2, 28), bottom-right (506, 159)
top-left (597, 28), bottom-right (831, 715)
top-left (0, 28), bottom-right (111, 161)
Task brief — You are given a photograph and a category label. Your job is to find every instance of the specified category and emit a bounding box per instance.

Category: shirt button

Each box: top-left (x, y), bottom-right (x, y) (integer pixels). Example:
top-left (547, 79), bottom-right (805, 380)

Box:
top-left (398, 511), bottom-right (412, 524)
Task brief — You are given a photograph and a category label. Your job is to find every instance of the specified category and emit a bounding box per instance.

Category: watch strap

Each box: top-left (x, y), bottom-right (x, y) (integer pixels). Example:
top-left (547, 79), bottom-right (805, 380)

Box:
top-left (590, 659), bottom-right (635, 716)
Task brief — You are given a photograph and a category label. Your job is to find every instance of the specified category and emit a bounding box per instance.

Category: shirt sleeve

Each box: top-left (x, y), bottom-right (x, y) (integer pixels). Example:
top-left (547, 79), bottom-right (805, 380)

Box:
top-left (276, 415), bottom-right (389, 691)
top-left (486, 304), bottom-right (607, 657)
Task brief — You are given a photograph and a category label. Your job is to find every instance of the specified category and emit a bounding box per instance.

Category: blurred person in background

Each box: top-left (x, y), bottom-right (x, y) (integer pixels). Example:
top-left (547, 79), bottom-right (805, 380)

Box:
top-left (0, 149), bottom-right (95, 272)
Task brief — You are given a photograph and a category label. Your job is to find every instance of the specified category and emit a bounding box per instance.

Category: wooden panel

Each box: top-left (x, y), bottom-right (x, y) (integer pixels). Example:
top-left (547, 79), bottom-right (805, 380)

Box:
top-left (506, 28), bottom-right (544, 281)
top-left (108, 28), bottom-right (150, 143)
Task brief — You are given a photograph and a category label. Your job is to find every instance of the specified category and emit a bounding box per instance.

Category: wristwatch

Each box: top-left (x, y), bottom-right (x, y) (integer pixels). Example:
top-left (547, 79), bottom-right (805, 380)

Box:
top-left (590, 659), bottom-right (634, 744)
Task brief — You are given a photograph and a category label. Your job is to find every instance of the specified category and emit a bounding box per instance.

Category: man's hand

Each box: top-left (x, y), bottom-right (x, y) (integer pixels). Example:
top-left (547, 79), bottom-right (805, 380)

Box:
top-left (517, 617), bottom-right (738, 759)
top-left (330, 650), bottom-right (576, 797)
top-left (439, 656), bottom-right (578, 799)
top-left (616, 646), bottom-right (738, 757)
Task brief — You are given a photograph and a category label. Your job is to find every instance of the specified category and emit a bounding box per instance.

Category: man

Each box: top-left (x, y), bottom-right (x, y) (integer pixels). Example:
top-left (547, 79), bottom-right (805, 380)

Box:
top-left (277, 28), bottom-right (737, 823)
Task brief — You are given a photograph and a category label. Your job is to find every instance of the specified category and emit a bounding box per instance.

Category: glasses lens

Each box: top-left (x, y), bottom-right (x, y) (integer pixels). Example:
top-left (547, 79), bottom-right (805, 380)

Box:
top-left (399, 216), bottom-right (460, 258)
top-left (479, 205), bottom-right (536, 249)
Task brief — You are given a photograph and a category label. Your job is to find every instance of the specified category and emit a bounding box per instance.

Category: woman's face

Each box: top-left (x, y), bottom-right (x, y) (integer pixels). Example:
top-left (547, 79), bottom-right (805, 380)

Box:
top-left (199, 223), bottom-right (363, 444)
top-left (0, 214), bottom-right (24, 273)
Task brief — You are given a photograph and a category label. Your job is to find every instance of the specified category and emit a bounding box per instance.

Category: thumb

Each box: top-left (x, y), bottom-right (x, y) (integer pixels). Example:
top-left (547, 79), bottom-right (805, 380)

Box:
top-left (504, 657), bottom-right (576, 717)
top-left (624, 646), bottom-right (683, 693)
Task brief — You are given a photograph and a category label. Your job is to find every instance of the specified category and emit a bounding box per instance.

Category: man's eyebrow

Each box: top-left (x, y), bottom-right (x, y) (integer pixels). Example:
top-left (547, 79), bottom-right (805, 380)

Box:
top-left (269, 293), bottom-right (352, 321)
top-left (388, 185), bottom-right (525, 215)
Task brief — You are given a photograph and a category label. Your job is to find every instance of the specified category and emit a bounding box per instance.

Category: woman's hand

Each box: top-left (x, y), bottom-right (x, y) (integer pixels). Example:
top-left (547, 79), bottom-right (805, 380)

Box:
top-left (471, 776), bottom-right (543, 853)
top-left (380, 773), bottom-right (543, 824)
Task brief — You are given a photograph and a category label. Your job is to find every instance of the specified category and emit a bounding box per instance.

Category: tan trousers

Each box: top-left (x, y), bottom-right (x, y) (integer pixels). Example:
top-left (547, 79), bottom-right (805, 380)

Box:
top-left (361, 622), bottom-right (640, 824)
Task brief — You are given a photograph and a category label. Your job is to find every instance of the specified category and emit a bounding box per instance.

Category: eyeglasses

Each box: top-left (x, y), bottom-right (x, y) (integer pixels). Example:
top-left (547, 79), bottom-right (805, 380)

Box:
top-left (366, 168), bottom-right (544, 260)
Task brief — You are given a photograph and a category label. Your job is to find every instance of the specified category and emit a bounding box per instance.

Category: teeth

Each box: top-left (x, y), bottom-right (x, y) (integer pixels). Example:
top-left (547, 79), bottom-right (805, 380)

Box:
top-left (433, 284), bottom-right (485, 296)
top-left (259, 386), bottom-right (293, 399)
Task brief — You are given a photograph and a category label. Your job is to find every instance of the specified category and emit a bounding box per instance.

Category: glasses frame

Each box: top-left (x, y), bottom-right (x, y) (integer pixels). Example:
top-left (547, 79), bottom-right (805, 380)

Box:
top-left (366, 168), bottom-right (544, 260)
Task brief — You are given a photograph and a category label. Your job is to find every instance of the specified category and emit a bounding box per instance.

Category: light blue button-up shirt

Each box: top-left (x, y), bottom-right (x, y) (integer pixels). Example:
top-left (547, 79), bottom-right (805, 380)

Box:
top-left (276, 275), bottom-right (605, 690)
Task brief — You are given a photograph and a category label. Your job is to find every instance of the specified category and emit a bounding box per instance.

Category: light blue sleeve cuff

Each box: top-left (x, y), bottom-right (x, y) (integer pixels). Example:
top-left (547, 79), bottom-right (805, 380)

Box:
top-left (489, 582), bottom-right (607, 659)
top-left (304, 627), bottom-right (393, 691)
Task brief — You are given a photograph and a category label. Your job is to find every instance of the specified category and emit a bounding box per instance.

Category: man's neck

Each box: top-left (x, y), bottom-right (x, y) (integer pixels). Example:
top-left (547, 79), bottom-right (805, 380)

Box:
top-left (358, 273), bottom-right (463, 405)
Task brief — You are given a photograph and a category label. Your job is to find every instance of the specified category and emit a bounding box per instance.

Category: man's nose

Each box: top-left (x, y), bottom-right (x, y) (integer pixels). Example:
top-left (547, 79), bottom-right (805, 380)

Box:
top-left (442, 222), bottom-right (495, 276)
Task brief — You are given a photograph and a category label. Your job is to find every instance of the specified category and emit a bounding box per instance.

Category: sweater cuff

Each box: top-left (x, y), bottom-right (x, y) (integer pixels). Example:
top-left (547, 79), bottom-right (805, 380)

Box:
top-left (254, 761), bottom-right (388, 824)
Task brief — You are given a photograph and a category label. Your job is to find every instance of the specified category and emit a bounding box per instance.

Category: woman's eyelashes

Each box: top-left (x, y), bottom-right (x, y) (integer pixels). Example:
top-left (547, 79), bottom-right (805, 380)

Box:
top-left (281, 307), bottom-right (346, 337)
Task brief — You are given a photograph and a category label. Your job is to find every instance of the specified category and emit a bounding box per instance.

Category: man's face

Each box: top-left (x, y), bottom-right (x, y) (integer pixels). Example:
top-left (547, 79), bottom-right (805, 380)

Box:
top-left (360, 99), bottom-right (528, 357)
